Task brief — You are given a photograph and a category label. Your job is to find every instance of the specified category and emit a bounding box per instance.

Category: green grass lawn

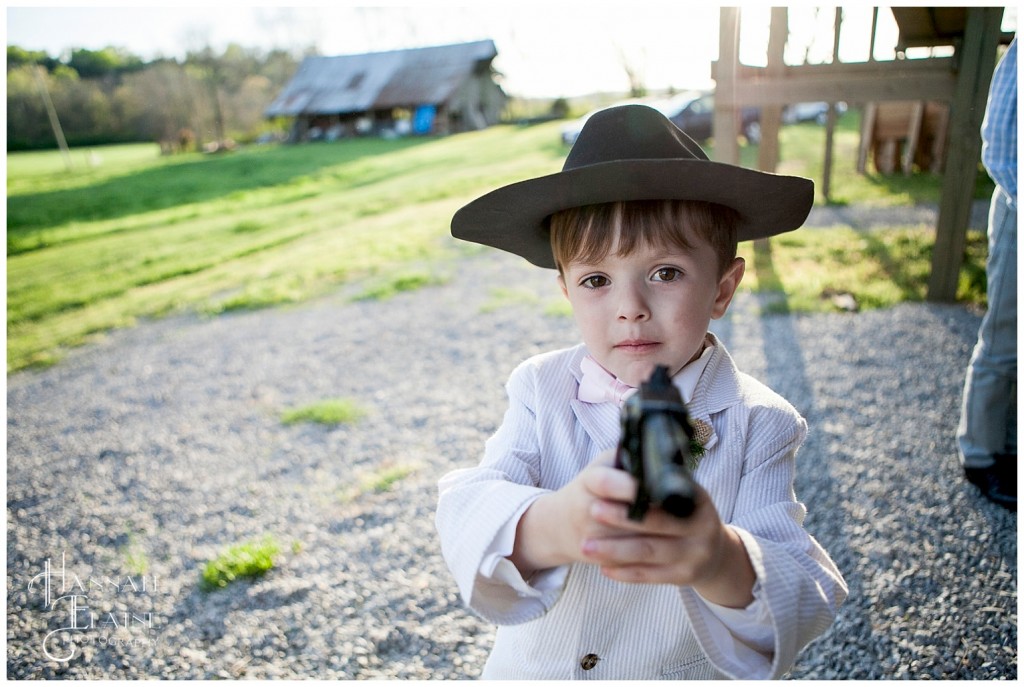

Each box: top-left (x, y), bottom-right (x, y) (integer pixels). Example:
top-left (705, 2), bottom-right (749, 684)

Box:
top-left (7, 111), bottom-right (990, 373)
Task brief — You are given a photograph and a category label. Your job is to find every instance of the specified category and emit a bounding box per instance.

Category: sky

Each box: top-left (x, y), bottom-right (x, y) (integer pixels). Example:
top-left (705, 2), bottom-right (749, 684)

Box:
top-left (5, 4), bottom-right (1017, 99)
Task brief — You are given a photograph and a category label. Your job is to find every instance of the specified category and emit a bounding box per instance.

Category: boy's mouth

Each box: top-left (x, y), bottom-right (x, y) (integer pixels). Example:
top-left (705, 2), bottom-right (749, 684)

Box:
top-left (614, 339), bottom-right (660, 353)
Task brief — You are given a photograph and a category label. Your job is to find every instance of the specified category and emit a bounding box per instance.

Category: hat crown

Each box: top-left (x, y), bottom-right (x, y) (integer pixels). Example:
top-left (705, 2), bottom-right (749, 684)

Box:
top-left (451, 103), bottom-right (813, 270)
top-left (564, 104), bottom-right (710, 171)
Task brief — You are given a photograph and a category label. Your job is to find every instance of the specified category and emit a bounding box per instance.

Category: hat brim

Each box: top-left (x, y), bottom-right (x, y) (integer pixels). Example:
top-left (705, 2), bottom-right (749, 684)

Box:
top-left (451, 158), bottom-right (814, 269)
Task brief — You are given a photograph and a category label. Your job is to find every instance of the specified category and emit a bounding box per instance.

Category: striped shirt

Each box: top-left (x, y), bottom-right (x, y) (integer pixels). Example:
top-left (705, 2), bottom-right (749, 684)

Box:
top-left (981, 36), bottom-right (1017, 204)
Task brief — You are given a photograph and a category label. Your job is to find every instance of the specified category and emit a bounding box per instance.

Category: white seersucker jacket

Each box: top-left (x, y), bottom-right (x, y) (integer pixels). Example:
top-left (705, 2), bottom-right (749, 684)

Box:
top-left (436, 335), bottom-right (847, 679)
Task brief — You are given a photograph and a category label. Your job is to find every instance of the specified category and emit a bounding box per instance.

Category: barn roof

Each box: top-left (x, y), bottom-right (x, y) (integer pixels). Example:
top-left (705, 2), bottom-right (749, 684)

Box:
top-left (265, 39), bottom-right (498, 117)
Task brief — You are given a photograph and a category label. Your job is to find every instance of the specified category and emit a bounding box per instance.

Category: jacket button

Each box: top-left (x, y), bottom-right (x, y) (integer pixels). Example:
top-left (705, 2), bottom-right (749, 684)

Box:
top-left (580, 653), bottom-right (600, 670)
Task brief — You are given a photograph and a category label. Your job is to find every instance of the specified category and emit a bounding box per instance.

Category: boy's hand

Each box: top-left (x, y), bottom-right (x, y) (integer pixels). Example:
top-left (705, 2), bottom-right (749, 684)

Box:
top-left (582, 481), bottom-right (756, 608)
top-left (509, 448), bottom-right (756, 608)
top-left (508, 448), bottom-right (639, 574)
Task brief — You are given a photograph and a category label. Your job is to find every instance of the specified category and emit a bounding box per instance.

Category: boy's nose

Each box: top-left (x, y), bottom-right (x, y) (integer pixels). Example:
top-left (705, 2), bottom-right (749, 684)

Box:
top-left (616, 286), bottom-right (651, 321)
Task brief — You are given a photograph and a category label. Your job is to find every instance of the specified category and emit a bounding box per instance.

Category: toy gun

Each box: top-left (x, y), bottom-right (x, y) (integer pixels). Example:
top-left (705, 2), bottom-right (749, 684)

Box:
top-left (616, 365), bottom-right (699, 521)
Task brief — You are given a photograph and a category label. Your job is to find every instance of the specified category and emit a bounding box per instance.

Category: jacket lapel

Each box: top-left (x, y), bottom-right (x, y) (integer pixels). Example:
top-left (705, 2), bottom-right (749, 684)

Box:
top-left (567, 347), bottom-right (622, 452)
top-left (687, 333), bottom-right (744, 452)
top-left (570, 399), bottom-right (621, 452)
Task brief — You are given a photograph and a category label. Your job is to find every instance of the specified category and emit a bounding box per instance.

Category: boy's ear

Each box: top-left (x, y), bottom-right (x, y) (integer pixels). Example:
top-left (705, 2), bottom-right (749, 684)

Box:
top-left (711, 257), bottom-right (745, 319)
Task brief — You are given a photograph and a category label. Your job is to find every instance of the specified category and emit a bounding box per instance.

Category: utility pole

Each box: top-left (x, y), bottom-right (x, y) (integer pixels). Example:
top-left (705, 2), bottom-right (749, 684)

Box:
top-left (33, 65), bottom-right (73, 171)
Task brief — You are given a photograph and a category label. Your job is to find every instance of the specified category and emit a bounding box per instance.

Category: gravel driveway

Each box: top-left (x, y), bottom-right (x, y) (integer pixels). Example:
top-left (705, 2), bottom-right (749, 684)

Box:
top-left (6, 242), bottom-right (1016, 679)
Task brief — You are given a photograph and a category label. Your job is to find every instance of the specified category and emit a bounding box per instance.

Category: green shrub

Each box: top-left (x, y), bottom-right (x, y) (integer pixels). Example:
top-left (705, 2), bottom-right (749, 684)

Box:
top-left (339, 462), bottom-right (419, 502)
top-left (200, 536), bottom-right (280, 592)
top-left (281, 399), bottom-right (366, 426)
top-left (352, 271), bottom-right (447, 302)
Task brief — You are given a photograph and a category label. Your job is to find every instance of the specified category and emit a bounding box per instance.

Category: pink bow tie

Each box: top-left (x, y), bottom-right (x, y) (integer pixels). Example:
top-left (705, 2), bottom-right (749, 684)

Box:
top-left (577, 356), bottom-right (637, 406)
top-left (577, 354), bottom-right (716, 455)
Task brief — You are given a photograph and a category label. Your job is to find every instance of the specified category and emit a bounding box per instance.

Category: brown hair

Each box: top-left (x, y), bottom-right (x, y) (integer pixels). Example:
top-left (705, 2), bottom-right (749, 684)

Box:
top-left (548, 199), bottom-right (740, 276)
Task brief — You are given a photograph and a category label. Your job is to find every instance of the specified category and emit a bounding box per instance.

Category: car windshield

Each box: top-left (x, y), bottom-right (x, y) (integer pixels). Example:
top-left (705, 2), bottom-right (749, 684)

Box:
top-left (646, 92), bottom-right (704, 118)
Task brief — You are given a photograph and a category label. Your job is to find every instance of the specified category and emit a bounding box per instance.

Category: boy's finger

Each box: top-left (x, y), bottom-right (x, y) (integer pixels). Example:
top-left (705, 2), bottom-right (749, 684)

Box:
top-left (582, 464), bottom-right (636, 501)
top-left (582, 535), bottom-right (664, 569)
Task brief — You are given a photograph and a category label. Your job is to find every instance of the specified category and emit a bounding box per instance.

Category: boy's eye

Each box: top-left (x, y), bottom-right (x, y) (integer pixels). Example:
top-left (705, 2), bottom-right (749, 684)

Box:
top-left (652, 268), bottom-right (682, 282)
top-left (580, 275), bottom-right (609, 289)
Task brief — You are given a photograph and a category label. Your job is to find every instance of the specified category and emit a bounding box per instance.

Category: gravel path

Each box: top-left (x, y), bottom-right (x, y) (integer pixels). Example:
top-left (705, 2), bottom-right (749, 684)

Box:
top-left (6, 246), bottom-right (1016, 679)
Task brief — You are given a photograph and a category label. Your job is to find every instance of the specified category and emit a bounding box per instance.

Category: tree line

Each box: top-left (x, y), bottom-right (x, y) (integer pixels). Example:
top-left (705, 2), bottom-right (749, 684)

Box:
top-left (7, 44), bottom-right (307, 152)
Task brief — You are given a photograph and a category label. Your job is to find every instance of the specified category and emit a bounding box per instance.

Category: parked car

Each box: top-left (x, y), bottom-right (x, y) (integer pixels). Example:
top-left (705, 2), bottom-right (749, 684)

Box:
top-left (658, 92), bottom-right (762, 145)
top-left (560, 92), bottom-right (761, 147)
top-left (782, 101), bottom-right (848, 125)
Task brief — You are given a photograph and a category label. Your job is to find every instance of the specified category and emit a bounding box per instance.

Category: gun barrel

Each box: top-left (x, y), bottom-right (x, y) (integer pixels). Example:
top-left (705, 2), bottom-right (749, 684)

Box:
top-left (642, 413), bottom-right (697, 518)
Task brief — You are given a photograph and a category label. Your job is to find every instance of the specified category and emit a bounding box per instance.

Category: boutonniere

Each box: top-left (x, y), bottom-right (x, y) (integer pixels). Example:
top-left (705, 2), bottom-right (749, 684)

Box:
top-left (686, 418), bottom-right (714, 471)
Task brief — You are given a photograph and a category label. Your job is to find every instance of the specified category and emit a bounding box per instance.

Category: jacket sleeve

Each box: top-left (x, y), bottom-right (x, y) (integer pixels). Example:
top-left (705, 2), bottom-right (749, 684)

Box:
top-left (679, 406), bottom-right (848, 679)
top-left (435, 360), bottom-right (567, 624)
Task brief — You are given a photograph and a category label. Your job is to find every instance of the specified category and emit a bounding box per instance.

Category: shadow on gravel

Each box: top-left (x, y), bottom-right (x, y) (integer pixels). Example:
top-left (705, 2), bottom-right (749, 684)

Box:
top-left (750, 244), bottom-right (867, 679)
top-left (764, 302), bottom-right (1015, 680)
top-left (723, 240), bottom-right (922, 679)
top-left (759, 312), bottom-right (873, 680)
top-left (750, 239), bottom-right (789, 315)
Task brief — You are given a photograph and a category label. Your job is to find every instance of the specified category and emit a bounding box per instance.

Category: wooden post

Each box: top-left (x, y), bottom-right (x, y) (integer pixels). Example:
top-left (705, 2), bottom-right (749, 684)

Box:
top-left (926, 7), bottom-right (1003, 302)
top-left (757, 7), bottom-right (787, 174)
top-left (902, 101), bottom-right (925, 175)
top-left (927, 103), bottom-right (950, 173)
top-left (857, 102), bottom-right (877, 173)
top-left (714, 7), bottom-right (740, 165)
top-left (868, 7), bottom-right (879, 62)
top-left (822, 8), bottom-right (842, 200)
top-left (753, 7), bottom-right (788, 257)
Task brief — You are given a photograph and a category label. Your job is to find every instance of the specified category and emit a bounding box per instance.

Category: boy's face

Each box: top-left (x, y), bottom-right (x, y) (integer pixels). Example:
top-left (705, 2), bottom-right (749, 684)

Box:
top-left (558, 232), bottom-right (744, 388)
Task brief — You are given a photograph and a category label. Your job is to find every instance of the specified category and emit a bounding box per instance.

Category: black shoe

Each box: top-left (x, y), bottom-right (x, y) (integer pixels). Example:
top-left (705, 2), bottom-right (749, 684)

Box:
top-left (965, 460), bottom-right (1017, 511)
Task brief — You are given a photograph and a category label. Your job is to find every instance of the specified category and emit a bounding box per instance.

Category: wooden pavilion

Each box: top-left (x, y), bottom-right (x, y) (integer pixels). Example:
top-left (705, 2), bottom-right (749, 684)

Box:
top-left (712, 6), bottom-right (1013, 302)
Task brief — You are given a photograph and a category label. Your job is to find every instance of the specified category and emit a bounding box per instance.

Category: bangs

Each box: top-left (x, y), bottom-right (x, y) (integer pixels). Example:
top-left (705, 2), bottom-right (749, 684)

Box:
top-left (549, 200), bottom-right (739, 274)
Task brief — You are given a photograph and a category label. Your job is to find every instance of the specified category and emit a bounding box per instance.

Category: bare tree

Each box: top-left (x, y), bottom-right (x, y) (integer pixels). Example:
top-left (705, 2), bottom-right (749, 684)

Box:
top-left (617, 43), bottom-right (648, 98)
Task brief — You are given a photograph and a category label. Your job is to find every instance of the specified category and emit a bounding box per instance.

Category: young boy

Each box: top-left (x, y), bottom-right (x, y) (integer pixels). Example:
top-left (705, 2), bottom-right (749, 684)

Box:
top-left (435, 104), bottom-right (847, 679)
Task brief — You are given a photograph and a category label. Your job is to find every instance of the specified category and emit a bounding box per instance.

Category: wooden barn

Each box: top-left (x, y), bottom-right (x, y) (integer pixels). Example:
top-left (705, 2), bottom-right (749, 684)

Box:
top-left (265, 40), bottom-right (507, 141)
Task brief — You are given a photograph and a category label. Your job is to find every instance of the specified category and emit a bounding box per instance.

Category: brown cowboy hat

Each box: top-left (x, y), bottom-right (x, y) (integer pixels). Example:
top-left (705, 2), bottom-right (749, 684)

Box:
top-left (451, 103), bottom-right (814, 269)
